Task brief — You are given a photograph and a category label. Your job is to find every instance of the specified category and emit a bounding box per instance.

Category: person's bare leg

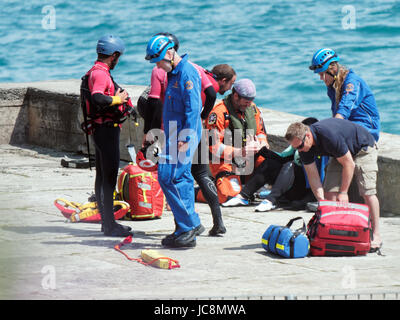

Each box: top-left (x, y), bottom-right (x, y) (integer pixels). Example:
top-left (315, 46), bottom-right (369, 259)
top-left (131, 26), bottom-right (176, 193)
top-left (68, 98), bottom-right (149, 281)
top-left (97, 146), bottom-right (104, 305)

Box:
top-left (364, 194), bottom-right (382, 248)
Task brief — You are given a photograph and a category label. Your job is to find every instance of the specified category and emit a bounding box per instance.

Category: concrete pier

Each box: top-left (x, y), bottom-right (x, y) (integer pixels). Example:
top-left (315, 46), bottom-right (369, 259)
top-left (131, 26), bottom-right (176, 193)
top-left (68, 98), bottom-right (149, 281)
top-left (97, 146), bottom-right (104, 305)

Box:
top-left (0, 144), bottom-right (399, 300)
top-left (0, 80), bottom-right (399, 301)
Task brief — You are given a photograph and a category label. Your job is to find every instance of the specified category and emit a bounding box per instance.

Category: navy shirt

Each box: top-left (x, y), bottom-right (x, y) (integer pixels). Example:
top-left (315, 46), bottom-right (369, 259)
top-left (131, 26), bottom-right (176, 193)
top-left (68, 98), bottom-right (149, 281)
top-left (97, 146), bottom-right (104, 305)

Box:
top-left (300, 118), bottom-right (375, 165)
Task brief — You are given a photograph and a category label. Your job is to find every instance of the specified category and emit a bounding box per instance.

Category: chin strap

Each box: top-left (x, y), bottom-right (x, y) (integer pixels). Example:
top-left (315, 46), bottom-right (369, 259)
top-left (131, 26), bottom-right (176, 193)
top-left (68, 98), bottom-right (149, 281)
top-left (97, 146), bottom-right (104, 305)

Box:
top-left (326, 66), bottom-right (339, 83)
top-left (326, 71), bottom-right (337, 83)
top-left (162, 51), bottom-right (175, 70)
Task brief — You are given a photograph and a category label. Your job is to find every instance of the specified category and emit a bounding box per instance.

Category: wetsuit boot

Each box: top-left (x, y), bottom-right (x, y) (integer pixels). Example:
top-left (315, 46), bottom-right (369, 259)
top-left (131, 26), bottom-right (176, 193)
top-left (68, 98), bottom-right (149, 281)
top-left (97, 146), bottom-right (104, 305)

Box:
top-left (96, 194), bottom-right (131, 233)
top-left (101, 193), bottom-right (132, 237)
top-left (209, 211), bottom-right (226, 236)
top-left (104, 223), bottom-right (133, 237)
top-left (191, 164), bottom-right (224, 236)
top-left (100, 211), bottom-right (131, 233)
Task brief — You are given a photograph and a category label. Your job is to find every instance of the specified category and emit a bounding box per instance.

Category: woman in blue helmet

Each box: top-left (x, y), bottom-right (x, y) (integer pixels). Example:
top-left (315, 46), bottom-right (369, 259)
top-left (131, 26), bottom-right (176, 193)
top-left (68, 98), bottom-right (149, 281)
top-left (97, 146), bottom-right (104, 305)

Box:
top-left (309, 48), bottom-right (380, 142)
top-left (145, 34), bottom-right (203, 248)
top-left (309, 48), bottom-right (382, 251)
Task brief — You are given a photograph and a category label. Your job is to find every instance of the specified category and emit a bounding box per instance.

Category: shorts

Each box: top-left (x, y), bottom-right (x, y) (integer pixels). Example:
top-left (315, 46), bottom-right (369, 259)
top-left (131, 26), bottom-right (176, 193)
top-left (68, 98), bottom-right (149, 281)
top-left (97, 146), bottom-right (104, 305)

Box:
top-left (323, 145), bottom-right (378, 196)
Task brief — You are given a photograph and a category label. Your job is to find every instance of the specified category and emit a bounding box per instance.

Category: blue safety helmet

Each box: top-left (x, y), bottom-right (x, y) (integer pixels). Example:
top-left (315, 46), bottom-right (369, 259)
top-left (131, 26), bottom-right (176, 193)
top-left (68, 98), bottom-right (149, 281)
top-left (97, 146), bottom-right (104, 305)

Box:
top-left (309, 48), bottom-right (339, 73)
top-left (155, 32), bottom-right (180, 52)
top-left (145, 35), bottom-right (175, 63)
top-left (96, 34), bottom-right (125, 56)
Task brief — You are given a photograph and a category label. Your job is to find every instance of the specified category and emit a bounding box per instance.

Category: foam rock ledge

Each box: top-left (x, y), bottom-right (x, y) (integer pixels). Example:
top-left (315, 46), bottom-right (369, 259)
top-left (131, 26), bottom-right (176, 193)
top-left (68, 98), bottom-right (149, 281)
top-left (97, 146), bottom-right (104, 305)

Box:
top-left (1, 80), bottom-right (399, 216)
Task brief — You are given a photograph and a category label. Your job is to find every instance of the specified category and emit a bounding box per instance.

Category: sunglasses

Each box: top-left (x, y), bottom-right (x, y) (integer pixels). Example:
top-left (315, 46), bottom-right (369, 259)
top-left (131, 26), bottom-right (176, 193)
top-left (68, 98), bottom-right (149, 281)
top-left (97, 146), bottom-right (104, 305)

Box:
top-left (309, 53), bottom-right (337, 71)
top-left (145, 39), bottom-right (172, 61)
top-left (294, 135), bottom-right (306, 150)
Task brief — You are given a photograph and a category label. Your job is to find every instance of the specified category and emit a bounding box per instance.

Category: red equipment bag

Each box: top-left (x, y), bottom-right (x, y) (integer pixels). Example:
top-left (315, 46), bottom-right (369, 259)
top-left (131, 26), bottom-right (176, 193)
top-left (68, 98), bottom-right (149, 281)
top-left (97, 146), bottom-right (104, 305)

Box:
top-left (116, 163), bottom-right (165, 220)
top-left (307, 200), bottom-right (371, 256)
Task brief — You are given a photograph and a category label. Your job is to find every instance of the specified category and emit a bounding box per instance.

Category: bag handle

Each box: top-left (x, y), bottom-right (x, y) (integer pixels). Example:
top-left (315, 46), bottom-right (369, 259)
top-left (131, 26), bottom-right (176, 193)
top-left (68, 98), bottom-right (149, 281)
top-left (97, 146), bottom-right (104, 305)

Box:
top-left (286, 216), bottom-right (306, 234)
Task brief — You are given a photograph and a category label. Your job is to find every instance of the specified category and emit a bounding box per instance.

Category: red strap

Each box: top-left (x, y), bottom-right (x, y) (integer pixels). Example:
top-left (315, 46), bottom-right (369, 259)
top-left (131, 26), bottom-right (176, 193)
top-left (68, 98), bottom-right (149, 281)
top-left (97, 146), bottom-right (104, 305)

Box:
top-left (114, 236), bottom-right (180, 269)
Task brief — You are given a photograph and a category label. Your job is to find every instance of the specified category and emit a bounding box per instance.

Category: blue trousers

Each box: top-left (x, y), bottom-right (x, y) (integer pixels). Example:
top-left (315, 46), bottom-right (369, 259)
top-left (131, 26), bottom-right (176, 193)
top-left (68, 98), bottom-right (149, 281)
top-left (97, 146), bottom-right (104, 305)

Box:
top-left (158, 159), bottom-right (201, 236)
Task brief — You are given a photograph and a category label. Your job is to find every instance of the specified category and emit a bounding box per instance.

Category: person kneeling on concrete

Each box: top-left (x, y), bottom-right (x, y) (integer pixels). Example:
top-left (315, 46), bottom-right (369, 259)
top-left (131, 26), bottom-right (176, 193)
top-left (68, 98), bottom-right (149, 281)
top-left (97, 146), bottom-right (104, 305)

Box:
top-left (223, 117), bottom-right (328, 211)
top-left (285, 118), bottom-right (382, 253)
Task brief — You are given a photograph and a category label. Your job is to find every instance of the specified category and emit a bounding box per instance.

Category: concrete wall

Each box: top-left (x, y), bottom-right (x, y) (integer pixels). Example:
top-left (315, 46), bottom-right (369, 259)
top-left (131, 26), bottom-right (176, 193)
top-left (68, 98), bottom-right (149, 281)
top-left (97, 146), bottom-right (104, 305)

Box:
top-left (1, 80), bottom-right (399, 216)
top-left (0, 80), bottom-right (143, 160)
top-left (0, 87), bottom-right (29, 144)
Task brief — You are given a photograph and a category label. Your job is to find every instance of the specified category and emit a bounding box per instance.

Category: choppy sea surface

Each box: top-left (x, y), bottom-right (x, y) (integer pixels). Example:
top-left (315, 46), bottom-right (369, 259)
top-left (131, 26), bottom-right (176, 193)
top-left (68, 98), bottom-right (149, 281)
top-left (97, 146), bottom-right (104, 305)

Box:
top-left (1, 0), bottom-right (399, 134)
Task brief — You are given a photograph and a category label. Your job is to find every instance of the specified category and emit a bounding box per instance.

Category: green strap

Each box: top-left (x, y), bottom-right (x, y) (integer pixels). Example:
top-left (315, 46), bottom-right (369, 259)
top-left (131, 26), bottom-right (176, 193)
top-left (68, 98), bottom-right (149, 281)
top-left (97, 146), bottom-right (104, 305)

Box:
top-left (223, 94), bottom-right (258, 138)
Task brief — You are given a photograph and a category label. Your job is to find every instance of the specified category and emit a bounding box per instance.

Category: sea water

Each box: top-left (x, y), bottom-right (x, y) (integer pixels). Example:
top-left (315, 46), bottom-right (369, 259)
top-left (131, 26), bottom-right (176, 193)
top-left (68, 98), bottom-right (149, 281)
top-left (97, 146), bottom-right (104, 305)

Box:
top-left (1, 0), bottom-right (399, 134)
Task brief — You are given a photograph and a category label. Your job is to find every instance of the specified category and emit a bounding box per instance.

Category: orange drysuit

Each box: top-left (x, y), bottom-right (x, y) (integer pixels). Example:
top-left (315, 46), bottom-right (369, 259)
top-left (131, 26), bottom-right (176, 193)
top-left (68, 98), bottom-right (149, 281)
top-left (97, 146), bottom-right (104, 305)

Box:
top-left (198, 94), bottom-right (268, 203)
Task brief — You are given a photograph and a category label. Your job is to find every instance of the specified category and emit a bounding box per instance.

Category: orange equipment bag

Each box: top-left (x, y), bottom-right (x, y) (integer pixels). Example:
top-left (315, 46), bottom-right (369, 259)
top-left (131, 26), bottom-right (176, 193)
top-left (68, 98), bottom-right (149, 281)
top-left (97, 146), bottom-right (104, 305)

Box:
top-left (196, 172), bottom-right (242, 204)
top-left (116, 163), bottom-right (165, 220)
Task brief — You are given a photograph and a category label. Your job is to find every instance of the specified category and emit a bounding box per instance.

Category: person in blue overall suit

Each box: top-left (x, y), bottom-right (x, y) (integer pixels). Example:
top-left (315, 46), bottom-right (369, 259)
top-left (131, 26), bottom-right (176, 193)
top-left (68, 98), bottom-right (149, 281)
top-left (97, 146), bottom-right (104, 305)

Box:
top-left (309, 48), bottom-right (380, 142)
top-left (145, 34), bottom-right (203, 248)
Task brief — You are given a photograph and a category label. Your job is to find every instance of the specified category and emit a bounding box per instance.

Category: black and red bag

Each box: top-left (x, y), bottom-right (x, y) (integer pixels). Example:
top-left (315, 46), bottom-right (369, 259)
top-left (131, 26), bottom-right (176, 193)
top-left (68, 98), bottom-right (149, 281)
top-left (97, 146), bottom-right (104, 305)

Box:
top-left (116, 163), bottom-right (165, 220)
top-left (307, 200), bottom-right (371, 256)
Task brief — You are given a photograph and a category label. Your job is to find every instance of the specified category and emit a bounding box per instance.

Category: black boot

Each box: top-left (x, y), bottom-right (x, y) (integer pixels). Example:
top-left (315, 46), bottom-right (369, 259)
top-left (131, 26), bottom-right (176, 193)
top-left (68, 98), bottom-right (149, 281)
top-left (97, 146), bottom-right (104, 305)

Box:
top-left (164, 218), bottom-right (180, 241)
top-left (102, 206), bottom-right (132, 237)
top-left (162, 229), bottom-right (196, 248)
top-left (102, 223), bottom-right (131, 233)
top-left (103, 222), bottom-right (133, 237)
top-left (100, 209), bottom-right (131, 233)
top-left (209, 208), bottom-right (226, 236)
top-left (209, 217), bottom-right (226, 236)
top-left (195, 224), bottom-right (205, 236)
top-left (164, 221), bottom-right (204, 241)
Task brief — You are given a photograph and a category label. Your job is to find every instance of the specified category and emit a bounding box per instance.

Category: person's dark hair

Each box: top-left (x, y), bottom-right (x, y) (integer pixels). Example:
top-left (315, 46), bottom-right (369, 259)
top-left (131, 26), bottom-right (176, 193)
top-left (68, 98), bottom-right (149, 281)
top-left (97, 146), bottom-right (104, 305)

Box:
top-left (301, 117), bottom-right (318, 126)
top-left (211, 64), bottom-right (236, 81)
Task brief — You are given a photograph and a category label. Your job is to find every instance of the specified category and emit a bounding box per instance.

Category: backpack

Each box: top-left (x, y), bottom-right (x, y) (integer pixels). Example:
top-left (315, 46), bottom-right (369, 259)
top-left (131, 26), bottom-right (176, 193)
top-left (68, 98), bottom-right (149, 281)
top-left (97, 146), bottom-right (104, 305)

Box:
top-left (136, 86), bottom-right (151, 120)
top-left (116, 163), bottom-right (165, 220)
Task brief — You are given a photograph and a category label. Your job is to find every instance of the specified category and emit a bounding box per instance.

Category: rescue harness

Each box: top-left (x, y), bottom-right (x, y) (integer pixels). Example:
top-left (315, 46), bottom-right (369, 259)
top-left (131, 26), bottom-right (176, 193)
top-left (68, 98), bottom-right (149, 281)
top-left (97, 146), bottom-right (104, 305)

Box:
top-left (79, 71), bottom-right (138, 169)
top-left (54, 198), bottom-right (130, 223)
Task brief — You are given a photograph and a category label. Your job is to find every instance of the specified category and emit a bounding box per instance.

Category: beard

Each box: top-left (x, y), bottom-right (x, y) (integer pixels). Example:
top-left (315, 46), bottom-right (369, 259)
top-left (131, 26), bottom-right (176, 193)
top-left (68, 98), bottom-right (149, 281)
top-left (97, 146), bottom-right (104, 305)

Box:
top-left (109, 55), bottom-right (120, 70)
top-left (110, 60), bottom-right (117, 70)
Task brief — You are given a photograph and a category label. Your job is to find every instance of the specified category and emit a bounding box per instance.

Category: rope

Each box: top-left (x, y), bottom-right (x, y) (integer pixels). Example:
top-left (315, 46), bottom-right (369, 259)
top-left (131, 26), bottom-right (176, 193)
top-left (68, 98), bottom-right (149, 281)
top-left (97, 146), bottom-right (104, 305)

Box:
top-left (114, 235), bottom-right (180, 269)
